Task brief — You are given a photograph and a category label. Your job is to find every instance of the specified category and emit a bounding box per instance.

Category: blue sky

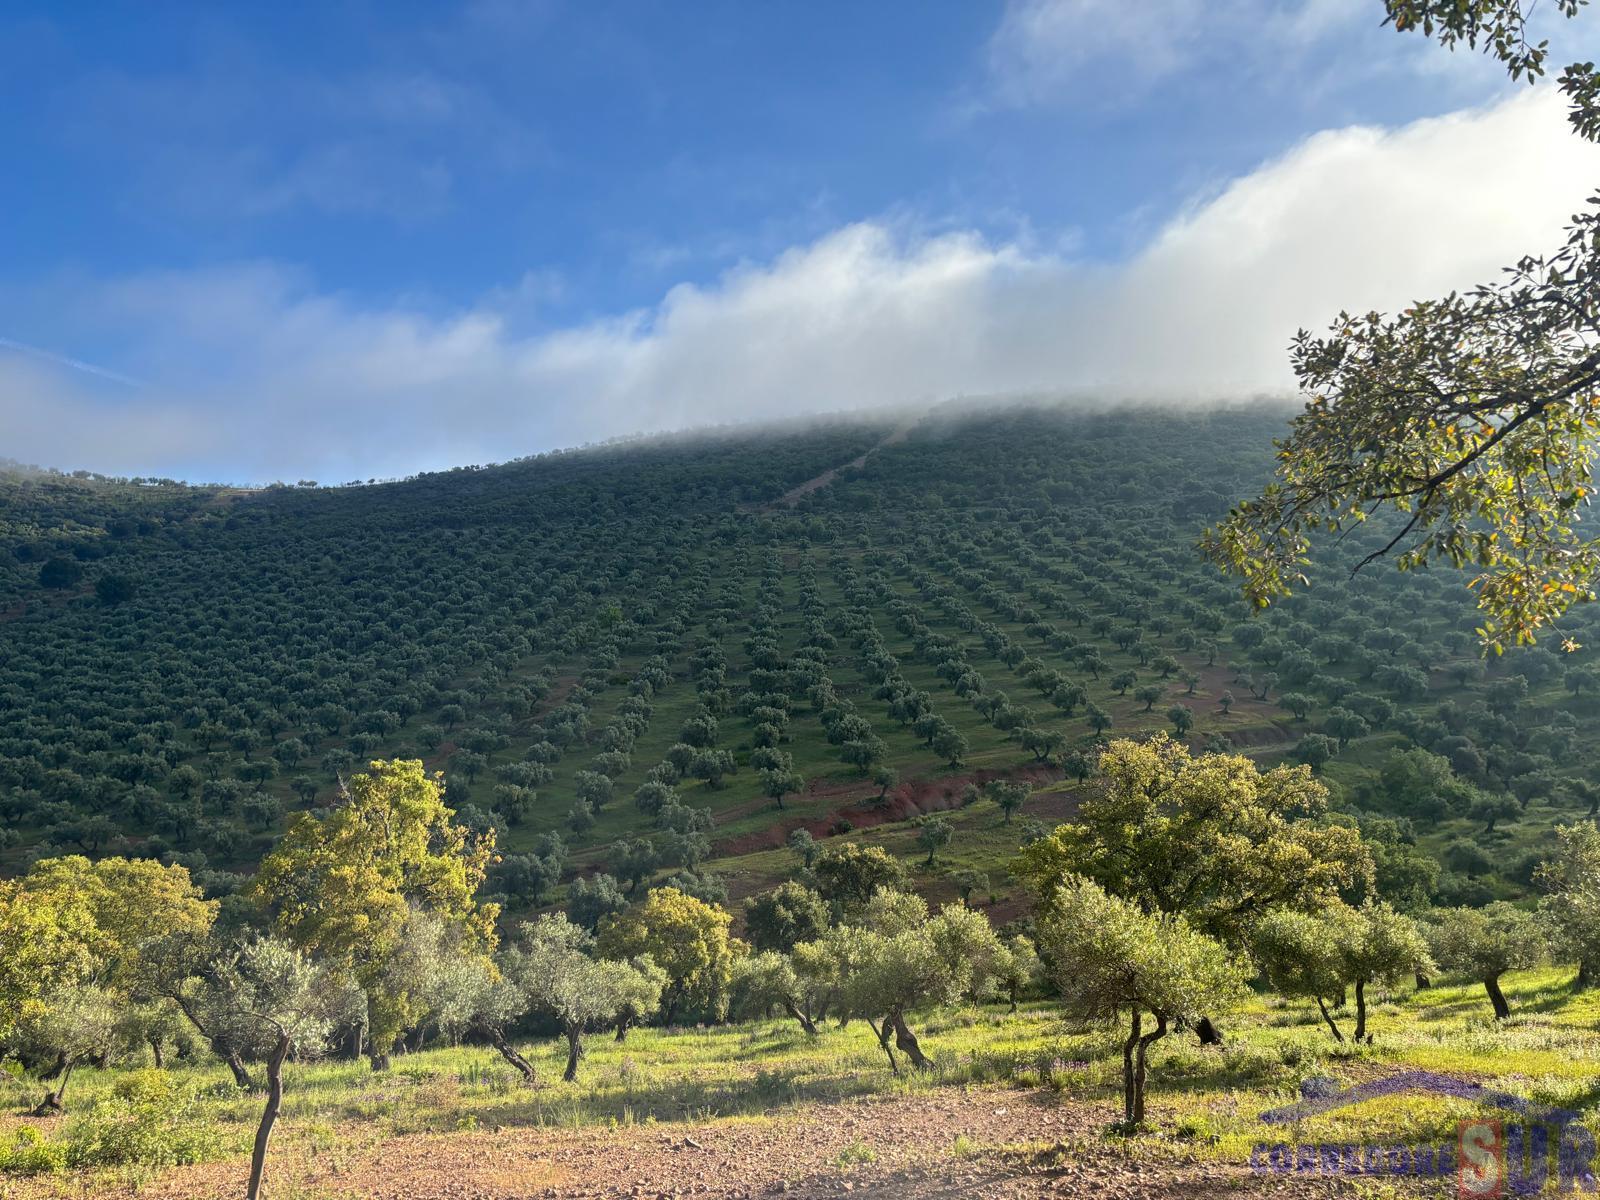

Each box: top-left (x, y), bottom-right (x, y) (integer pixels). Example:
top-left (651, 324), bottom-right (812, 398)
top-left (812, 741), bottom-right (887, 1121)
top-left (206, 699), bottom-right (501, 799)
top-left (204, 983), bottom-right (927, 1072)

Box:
top-left (4, 0), bottom-right (1600, 482)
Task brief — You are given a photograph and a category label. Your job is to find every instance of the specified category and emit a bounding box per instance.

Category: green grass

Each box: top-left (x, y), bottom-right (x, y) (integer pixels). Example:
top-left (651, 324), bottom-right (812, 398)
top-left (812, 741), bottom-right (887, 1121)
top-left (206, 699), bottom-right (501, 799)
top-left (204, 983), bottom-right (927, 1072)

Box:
top-left (7, 966), bottom-right (1600, 1194)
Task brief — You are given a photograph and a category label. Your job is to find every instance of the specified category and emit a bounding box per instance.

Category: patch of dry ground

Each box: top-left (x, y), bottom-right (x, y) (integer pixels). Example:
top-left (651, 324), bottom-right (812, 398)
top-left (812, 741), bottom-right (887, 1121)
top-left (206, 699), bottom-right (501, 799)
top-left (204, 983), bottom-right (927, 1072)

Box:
top-left (80, 1086), bottom-right (1400, 1200)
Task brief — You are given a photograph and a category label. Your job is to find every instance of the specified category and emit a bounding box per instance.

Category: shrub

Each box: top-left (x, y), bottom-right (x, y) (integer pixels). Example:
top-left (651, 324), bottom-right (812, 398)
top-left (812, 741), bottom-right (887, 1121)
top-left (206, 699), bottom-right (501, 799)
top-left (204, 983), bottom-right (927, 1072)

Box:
top-left (0, 1126), bottom-right (69, 1175)
top-left (63, 1070), bottom-right (223, 1170)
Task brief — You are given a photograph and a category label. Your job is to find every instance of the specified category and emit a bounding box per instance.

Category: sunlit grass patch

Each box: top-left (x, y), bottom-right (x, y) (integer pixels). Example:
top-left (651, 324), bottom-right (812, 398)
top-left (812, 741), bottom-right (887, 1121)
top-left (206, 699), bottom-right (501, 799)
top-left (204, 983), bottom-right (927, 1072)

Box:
top-left (6, 966), bottom-right (1600, 1196)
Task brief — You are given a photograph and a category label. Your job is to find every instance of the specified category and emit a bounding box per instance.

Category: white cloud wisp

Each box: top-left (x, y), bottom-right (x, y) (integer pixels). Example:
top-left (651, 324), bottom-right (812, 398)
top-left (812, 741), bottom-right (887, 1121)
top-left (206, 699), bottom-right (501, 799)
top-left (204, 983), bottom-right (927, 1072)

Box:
top-left (3, 88), bottom-right (1596, 482)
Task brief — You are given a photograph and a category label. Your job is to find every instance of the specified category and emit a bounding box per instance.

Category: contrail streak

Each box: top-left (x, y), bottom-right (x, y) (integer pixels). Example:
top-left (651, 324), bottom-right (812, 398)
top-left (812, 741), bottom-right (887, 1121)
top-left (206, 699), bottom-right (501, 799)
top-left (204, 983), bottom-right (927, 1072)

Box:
top-left (0, 336), bottom-right (145, 389)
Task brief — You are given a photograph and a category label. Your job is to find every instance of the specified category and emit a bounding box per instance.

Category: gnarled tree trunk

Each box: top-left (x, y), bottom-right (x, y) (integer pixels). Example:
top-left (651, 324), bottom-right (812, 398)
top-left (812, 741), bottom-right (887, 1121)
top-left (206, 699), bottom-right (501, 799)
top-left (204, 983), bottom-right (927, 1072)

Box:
top-left (891, 1012), bottom-right (931, 1070)
top-left (1193, 1015), bottom-right (1223, 1045)
top-left (1128, 1012), bottom-right (1167, 1125)
top-left (225, 1051), bottom-right (256, 1090)
top-left (172, 994), bottom-right (257, 1089)
top-left (563, 1027), bottom-right (585, 1083)
top-left (31, 1062), bottom-right (79, 1120)
top-left (1121, 1010), bottom-right (1141, 1124)
top-left (785, 1002), bottom-right (818, 1037)
top-left (30, 1060), bottom-right (75, 1117)
top-left (246, 1034), bottom-right (291, 1200)
top-left (865, 1017), bottom-right (898, 1074)
top-left (1353, 979), bottom-right (1369, 1043)
top-left (486, 1027), bottom-right (537, 1083)
top-left (1315, 996), bottom-right (1345, 1043)
top-left (1484, 975), bottom-right (1511, 1020)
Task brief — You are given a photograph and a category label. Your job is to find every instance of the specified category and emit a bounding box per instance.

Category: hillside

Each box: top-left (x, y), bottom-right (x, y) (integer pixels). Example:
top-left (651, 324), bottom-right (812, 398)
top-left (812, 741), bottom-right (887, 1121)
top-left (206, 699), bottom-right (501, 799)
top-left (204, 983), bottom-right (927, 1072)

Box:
top-left (3, 402), bottom-right (1596, 920)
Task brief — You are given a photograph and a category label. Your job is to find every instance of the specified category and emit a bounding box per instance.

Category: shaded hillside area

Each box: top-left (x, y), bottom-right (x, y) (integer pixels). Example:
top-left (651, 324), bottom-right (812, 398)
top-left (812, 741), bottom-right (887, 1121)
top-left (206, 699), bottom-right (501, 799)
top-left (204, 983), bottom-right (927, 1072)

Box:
top-left (3, 402), bottom-right (1597, 919)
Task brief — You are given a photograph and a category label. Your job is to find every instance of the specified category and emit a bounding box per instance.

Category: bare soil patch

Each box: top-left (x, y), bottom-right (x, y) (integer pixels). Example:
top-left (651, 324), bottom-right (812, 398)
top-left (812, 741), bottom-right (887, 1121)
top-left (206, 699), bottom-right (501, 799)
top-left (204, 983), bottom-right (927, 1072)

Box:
top-left (713, 764), bottom-right (1065, 858)
top-left (74, 1085), bottom-right (1373, 1200)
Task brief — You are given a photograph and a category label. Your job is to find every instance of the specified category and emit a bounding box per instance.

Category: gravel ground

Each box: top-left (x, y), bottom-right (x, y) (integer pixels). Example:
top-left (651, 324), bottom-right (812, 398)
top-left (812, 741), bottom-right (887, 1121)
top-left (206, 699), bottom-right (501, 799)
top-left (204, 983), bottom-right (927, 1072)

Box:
top-left (58, 1085), bottom-right (1435, 1200)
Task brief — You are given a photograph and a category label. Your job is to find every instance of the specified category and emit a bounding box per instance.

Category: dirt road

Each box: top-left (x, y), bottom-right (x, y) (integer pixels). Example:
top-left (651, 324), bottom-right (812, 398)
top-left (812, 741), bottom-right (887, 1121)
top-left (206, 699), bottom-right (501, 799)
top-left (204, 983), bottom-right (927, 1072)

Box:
top-left (101, 1086), bottom-right (1374, 1200)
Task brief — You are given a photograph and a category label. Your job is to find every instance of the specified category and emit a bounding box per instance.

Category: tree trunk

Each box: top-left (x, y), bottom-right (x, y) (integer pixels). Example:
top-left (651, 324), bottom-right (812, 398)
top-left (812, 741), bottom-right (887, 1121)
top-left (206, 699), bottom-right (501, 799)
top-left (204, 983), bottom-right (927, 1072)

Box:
top-left (1415, 972), bottom-right (1431, 990)
top-left (1193, 1015), bottom-right (1223, 1045)
top-left (563, 1027), bottom-right (584, 1083)
top-left (1121, 1010), bottom-right (1141, 1125)
top-left (370, 1048), bottom-right (391, 1072)
top-left (1130, 1013), bottom-right (1167, 1125)
top-left (337, 1023), bottom-right (365, 1060)
top-left (38, 1051), bottom-right (67, 1082)
top-left (246, 1034), bottom-right (291, 1200)
top-left (784, 1001), bottom-right (819, 1037)
top-left (31, 1060), bottom-right (75, 1117)
top-left (615, 1016), bottom-right (631, 1042)
top-left (1353, 979), bottom-right (1368, 1043)
top-left (149, 1036), bottom-right (166, 1069)
top-left (1484, 975), bottom-right (1511, 1020)
top-left (1579, 959), bottom-right (1594, 990)
top-left (226, 1051), bottom-right (256, 1091)
top-left (891, 1011), bottom-right (931, 1070)
top-left (486, 1028), bottom-right (537, 1083)
top-left (865, 1018), bottom-right (898, 1075)
top-left (1315, 995), bottom-right (1345, 1042)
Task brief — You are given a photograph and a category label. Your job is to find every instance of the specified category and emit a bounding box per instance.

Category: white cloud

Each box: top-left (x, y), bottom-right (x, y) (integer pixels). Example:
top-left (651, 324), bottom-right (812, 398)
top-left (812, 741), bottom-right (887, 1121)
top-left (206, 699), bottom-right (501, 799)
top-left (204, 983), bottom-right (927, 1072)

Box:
top-left (976, 0), bottom-right (1547, 111)
top-left (4, 88), bottom-right (1598, 483)
top-left (981, 0), bottom-right (1379, 108)
top-left (985, 0), bottom-right (1212, 102)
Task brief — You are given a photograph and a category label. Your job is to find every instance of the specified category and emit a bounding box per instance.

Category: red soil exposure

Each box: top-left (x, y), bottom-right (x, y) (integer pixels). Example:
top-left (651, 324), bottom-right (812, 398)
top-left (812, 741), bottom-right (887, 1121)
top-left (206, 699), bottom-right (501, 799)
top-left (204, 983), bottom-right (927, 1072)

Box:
top-left (421, 740), bottom-right (460, 774)
top-left (713, 764), bottom-right (1067, 858)
top-left (1224, 724), bottom-right (1295, 749)
top-left (92, 1084), bottom-right (1363, 1200)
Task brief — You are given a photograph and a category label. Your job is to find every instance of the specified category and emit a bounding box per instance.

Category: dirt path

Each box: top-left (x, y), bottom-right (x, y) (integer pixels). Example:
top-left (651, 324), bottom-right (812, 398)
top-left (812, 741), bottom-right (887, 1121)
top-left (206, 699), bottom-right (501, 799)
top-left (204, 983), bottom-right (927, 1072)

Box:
top-left (94, 1086), bottom-right (1374, 1200)
top-left (758, 423), bottom-right (914, 512)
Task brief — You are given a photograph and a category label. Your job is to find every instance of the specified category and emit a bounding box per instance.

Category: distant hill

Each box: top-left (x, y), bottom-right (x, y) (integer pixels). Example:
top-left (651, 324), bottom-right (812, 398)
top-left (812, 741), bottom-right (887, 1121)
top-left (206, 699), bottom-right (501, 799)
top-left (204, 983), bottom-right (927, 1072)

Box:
top-left (2, 402), bottom-right (1593, 921)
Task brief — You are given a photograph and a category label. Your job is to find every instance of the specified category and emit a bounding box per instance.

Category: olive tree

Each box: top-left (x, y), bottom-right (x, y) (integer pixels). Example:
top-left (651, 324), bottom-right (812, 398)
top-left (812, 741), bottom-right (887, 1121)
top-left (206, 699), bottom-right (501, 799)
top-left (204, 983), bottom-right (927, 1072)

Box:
top-left (509, 914), bottom-right (664, 1081)
top-left (1538, 822), bottom-right (1600, 987)
top-left (731, 950), bottom-right (835, 1036)
top-left (1038, 877), bottom-right (1245, 1127)
top-left (1426, 903), bottom-right (1547, 1019)
top-left (1339, 903), bottom-right (1432, 1041)
top-left (995, 934), bottom-right (1044, 1013)
top-left (210, 937), bottom-right (358, 1200)
top-left (252, 760), bottom-right (498, 1070)
top-left (832, 890), bottom-right (1003, 1072)
top-left (985, 780), bottom-right (1029, 824)
top-left (1251, 908), bottom-right (1355, 1042)
top-left (1015, 736), bottom-right (1369, 1043)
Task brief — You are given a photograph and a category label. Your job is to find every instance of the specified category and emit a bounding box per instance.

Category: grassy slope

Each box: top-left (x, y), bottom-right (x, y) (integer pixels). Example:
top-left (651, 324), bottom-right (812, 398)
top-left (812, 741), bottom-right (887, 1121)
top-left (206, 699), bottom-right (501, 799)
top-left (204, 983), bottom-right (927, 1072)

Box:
top-left (4, 967), bottom-right (1597, 1195)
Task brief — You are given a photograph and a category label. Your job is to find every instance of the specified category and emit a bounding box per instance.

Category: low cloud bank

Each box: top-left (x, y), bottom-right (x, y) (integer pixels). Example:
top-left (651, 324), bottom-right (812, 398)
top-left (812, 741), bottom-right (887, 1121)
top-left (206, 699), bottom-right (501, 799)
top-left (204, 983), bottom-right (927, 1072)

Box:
top-left (4, 89), bottom-right (1596, 483)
